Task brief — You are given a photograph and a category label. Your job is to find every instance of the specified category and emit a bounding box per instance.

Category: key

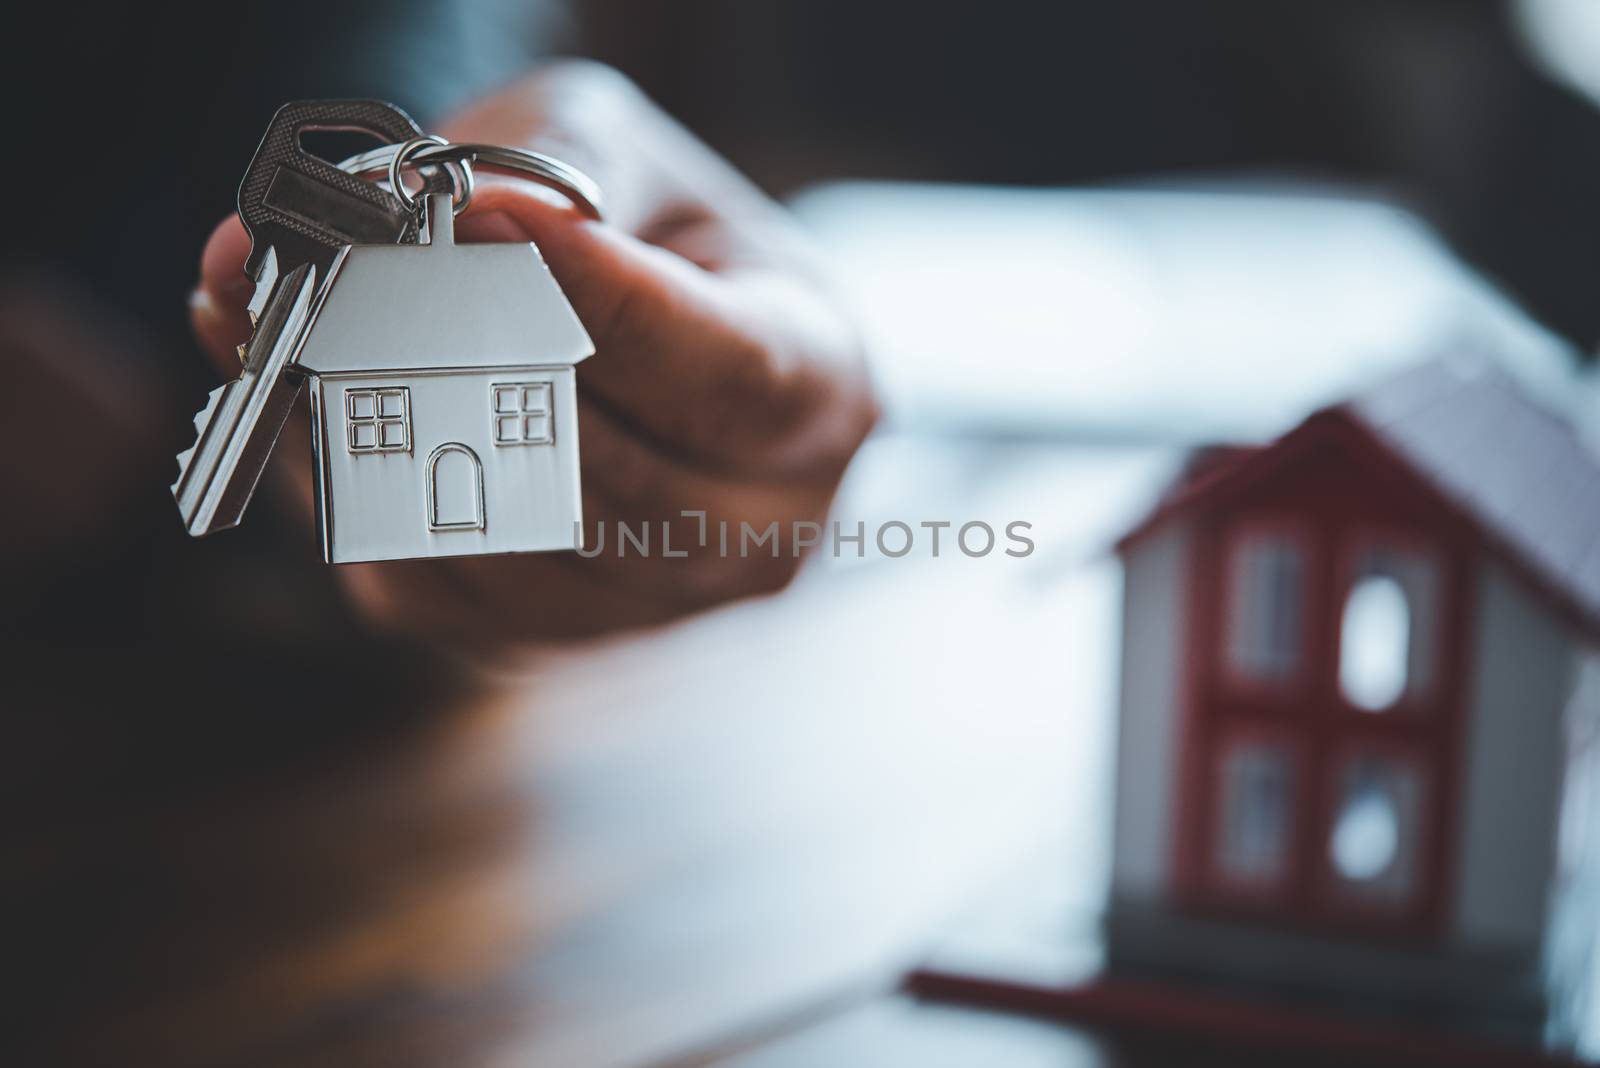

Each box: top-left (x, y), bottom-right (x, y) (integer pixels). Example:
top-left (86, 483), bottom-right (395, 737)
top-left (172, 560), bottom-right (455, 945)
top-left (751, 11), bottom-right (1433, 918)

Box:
top-left (173, 100), bottom-right (454, 536)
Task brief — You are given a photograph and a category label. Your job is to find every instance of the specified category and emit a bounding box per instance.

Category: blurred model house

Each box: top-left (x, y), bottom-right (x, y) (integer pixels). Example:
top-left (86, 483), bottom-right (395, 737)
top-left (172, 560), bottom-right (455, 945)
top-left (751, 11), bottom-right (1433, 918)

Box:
top-left (1110, 357), bottom-right (1600, 1030)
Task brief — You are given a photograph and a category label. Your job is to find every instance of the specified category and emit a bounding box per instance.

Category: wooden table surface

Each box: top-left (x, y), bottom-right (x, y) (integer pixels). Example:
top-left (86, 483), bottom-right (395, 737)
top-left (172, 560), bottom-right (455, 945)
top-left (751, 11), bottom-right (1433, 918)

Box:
top-left (10, 438), bottom-right (1212, 1068)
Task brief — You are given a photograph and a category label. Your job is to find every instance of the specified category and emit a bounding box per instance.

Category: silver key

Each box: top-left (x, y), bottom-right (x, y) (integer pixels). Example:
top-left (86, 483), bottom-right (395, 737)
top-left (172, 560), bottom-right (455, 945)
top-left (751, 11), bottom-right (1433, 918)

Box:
top-left (173, 100), bottom-right (452, 536)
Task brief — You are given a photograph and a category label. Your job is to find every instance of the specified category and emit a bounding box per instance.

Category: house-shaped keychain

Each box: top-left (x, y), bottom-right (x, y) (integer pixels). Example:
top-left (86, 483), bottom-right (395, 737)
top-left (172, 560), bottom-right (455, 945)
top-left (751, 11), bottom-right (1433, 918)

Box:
top-left (1108, 356), bottom-right (1600, 1036)
top-left (294, 193), bottom-right (593, 563)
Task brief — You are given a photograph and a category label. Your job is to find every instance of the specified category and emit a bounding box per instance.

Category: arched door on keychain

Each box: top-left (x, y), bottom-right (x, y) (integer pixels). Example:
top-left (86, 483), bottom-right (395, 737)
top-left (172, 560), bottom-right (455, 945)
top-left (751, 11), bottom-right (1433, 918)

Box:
top-left (426, 443), bottom-right (485, 532)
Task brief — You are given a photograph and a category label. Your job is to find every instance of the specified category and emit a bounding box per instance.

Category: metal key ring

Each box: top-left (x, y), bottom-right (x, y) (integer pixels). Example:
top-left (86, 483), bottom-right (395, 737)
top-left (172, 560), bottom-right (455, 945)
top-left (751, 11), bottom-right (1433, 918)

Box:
top-left (385, 135), bottom-right (475, 217)
top-left (342, 140), bottom-right (604, 222)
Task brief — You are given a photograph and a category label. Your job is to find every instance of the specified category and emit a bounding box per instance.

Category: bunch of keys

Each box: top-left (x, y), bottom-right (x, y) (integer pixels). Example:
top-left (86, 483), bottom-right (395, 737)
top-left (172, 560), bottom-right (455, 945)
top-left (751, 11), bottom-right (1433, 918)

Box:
top-left (172, 100), bottom-right (603, 564)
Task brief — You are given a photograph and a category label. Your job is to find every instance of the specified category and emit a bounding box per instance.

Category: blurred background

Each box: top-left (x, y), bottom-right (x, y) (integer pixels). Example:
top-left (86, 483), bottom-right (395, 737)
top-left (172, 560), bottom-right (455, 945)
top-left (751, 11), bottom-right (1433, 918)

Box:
top-left (5, 1), bottom-right (1600, 1065)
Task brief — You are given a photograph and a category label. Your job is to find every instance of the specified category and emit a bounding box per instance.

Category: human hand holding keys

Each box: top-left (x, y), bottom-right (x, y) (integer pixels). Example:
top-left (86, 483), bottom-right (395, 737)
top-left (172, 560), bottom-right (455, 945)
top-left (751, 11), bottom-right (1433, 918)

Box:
top-left (188, 62), bottom-right (878, 648)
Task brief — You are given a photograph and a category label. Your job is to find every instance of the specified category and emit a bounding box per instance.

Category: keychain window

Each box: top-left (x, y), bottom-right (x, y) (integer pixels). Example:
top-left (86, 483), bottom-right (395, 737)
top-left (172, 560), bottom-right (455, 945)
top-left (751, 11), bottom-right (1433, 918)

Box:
top-left (492, 382), bottom-right (554, 446)
top-left (346, 387), bottom-right (411, 453)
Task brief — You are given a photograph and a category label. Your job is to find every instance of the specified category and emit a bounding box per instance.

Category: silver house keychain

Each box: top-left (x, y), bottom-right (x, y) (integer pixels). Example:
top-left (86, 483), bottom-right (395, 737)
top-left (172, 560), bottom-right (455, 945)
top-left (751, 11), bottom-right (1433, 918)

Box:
top-left (173, 103), bottom-right (604, 564)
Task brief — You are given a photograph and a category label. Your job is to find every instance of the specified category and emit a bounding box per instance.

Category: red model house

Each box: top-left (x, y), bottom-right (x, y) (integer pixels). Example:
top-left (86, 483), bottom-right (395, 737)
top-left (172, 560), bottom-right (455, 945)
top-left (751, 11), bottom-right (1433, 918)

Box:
top-left (1109, 356), bottom-right (1600, 1032)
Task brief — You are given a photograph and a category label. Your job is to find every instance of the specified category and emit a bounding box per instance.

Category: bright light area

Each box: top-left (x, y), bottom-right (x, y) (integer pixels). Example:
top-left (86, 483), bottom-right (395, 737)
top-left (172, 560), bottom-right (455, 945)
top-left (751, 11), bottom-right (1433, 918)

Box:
top-left (1331, 787), bottom-right (1400, 881)
top-left (1340, 575), bottom-right (1411, 711)
top-left (793, 183), bottom-right (1575, 443)
top-left (1516, 0), bottom-right (1600, 107)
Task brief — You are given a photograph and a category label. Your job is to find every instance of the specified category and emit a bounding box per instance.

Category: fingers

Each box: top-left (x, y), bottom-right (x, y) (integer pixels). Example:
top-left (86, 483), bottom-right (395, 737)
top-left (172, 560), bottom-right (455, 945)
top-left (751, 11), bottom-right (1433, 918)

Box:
top-left (191, 193), bottom-right (857, 478)
top-left (462, 182), bottom-right (872, 477)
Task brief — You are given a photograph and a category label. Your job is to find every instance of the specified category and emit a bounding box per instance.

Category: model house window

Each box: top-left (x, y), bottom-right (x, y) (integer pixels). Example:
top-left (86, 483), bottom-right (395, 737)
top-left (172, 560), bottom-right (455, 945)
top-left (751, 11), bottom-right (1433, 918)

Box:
top-left (492, 382), bottom-right (554, 446)
top-left (1225, 533), bottom-right (1305, 683)
top-left (1338, 546), bottom-right (1438, 711)
top-left (1327, 754), bottom-right (1422, 904)
top-left (1216, 742), bottom-right (1293, 886)
top-left (346, 387), bottom-right (410, 454)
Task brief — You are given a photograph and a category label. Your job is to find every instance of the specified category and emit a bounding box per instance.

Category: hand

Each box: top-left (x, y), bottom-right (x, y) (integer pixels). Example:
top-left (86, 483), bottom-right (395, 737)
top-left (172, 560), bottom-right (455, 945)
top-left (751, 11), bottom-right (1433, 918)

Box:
top-left (191, 62), bottom-right (877, 651)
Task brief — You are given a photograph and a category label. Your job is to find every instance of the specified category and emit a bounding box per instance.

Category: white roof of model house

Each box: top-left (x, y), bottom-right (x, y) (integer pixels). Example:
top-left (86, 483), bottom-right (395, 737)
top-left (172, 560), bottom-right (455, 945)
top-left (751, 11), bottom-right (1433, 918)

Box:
top-left (1352, 359), bottom-right (1600, 634)
top-left (1122, 356), bottom-right (1600, 643)
top-left (296, 205), bottom-right (593, 375)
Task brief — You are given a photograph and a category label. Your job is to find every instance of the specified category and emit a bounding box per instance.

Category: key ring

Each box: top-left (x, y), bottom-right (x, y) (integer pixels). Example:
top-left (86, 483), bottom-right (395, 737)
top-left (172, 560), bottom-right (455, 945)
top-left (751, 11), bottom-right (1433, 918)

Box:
top-left (342, 139), bottom-right (604, 222)
top-left (384, 135), bottom-right (476, 217)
